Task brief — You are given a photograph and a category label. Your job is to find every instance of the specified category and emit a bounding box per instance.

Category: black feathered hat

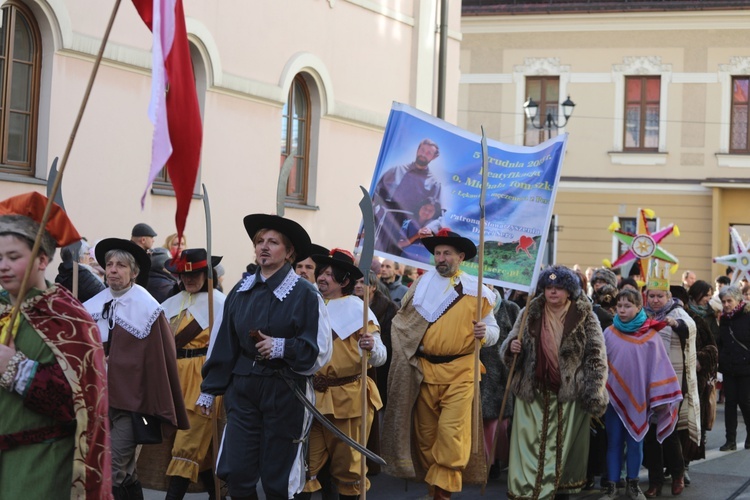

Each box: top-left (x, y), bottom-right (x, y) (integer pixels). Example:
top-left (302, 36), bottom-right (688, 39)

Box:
top-left (422, 228), bottom-right (477, 260)
top-left (312, 248), bottom-right (363, 282)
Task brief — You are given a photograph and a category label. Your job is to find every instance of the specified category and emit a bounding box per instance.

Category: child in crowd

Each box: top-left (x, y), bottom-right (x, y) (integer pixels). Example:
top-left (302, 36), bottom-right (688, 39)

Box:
top-left (600, 289), bottom-right (684, 500)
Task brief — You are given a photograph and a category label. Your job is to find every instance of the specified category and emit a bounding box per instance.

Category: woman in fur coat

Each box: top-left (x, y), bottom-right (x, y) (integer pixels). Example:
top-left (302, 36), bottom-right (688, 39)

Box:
top-left (501, 266), bottom-right (609, 500)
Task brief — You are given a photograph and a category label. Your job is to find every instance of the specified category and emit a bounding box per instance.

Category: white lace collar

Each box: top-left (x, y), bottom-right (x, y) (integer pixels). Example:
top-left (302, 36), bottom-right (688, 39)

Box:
top-left (161, 289), bottom-right (226, 330)
top-left (412, 270), bottom-right (495, 323)
top-left (84, 285), bottom-right (162, 342)
top-left (236, 267), bottom-right (300, 301)
top-left (325, 295), bottom-right (379, 340)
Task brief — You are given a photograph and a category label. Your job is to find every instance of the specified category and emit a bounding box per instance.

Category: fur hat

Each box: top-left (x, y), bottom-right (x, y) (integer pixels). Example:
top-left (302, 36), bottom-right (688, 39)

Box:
top-left (536, 265), bottom-right (581, 299)
top-left (591, 267), bottom-right (618, 289)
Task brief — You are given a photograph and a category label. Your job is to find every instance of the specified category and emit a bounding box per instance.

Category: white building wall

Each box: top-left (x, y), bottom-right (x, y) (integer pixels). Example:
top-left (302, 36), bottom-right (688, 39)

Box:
top-left (0, 0), bottom-right (462, 281)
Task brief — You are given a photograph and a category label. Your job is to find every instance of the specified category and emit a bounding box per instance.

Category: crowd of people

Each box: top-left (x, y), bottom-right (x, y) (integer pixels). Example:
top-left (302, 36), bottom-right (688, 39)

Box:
top-left (1, 190), bottom-right (749, 500)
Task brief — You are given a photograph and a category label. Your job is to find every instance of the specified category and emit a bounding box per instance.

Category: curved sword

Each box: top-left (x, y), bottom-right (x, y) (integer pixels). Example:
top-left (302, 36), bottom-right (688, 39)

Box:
top-left (281, 374), bottom-right (386, 465)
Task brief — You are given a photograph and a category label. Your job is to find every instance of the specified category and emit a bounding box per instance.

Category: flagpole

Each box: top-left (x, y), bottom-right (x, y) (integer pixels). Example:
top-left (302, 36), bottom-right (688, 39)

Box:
top-left (472, 128), bottom-right (490, 455)
top-left (3, 0), bottom-right (122, 346)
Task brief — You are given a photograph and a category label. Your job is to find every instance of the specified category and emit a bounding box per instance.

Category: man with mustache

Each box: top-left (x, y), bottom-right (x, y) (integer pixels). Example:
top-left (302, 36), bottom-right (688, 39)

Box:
top-left (198, 214), bottom-right (332, 500)
top-left (373, 139), bottom-right (443, 254)
top-left (381, 229), bottom-right (499, 499)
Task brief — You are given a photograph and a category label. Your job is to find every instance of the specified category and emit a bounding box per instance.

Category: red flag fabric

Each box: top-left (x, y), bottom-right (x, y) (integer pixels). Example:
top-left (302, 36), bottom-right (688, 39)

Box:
top-left (131, 0), bottom-right (202, 240)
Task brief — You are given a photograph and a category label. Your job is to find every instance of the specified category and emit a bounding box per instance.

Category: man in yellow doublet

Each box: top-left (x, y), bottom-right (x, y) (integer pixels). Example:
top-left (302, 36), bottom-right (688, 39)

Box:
top-left (299, 249), bottom-right (386, 500)
top-left (382, 230), bottom-right (499, 500)
top-left (161, 248), bottom-right (226, 499)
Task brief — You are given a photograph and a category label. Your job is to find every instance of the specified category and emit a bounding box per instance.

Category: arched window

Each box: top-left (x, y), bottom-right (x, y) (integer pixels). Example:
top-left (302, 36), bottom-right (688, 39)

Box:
top-left (0, 1), bottom-right (41, 175)
top-left (280, 75), bottom-right (311, 204)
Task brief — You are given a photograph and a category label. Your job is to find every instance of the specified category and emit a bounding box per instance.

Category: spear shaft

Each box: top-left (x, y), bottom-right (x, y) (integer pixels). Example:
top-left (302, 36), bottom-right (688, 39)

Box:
top-left (3, 0), bottom-right (122, 346)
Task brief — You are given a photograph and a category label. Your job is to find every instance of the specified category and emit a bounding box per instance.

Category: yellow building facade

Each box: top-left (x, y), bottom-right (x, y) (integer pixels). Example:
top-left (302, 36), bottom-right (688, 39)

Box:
top-left (459, 2), bottom-right (750, 284)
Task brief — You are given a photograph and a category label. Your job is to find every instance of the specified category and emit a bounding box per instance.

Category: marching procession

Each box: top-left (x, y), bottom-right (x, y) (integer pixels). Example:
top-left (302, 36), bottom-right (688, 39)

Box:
top-left (2, 1), bottom-right (750, 500)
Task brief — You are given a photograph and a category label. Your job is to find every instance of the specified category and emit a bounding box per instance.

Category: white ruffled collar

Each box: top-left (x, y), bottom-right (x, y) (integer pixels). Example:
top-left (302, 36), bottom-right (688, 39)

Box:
top-left (161, 289), bottom-right (225, 330)
top-left (412, 270), bottom-right (495, 323)
top-left (236, 266), bottom-right (300, 301)
top-left (325, 295), bottom-right (379, 340)
top-left (84, 285), bottom-right (162, 342)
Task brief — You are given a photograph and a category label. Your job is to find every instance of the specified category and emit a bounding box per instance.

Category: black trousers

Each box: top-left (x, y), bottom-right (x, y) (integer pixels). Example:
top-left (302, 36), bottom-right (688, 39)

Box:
top-left (218, 373), bottom-right (308, 499)
top-left (723, 373), bottom-right (750, 441)
top-left (643, 424), bottom-right (683, 484)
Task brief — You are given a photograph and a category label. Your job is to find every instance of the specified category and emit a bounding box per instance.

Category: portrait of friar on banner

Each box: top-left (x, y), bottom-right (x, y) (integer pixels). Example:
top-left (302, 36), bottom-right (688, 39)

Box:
top-left (359, 102), bottom-right (568, 293)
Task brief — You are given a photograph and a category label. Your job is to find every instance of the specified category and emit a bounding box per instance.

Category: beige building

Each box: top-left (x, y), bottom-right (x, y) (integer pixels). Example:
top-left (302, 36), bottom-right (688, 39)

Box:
top-left (460, 1), bottom-right (750, 285)
top-left (0, 0), bottom-right (461, 281)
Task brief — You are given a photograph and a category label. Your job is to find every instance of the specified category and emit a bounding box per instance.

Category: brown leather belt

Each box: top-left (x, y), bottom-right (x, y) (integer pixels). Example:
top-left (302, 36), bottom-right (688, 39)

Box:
top-left (313, 374), bottom-right (361, 393)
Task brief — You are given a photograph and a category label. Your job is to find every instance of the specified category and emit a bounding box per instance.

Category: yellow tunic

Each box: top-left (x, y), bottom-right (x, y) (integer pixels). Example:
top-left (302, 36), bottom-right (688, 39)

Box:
top-left (165, 312), bottom-right (217, 481)
top-left (304, 322), bottom-right (382, 495)
top-left (420, 294), bottom-right (494, 384)
top-left (415, 294), bottom-right (494, 493)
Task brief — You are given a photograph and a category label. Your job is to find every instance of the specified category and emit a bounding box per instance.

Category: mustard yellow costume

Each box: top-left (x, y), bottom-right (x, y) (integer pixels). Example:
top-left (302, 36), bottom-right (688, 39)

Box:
top-left (161, 287), bottom-right (226, 482)
top-left (382, 269), bottom-right (499, 495)
top-left (304, 294), bottom-right (385, 497)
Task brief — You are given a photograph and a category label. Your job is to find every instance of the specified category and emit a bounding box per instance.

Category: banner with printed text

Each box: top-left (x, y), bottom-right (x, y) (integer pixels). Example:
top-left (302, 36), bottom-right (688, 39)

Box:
top-left (360, 102), bottom-right (567, 292)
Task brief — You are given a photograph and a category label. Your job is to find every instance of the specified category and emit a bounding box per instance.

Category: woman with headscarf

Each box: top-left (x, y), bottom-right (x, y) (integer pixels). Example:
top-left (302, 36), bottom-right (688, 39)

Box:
top-left (160, 248), bottom-right (226, 499)
top-left (641, 275), bottom-right (699, 498)
top-left (501, 265), bottom-right (608, 500)
top-left (716, 285), bottom-right (750, 451)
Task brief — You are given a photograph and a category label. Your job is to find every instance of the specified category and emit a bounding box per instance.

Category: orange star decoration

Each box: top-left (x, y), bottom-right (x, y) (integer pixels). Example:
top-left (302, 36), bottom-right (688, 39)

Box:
top-left (602, 208), bottom-right (680, 284)
top-left (713, 227), bottom-right (750, 286)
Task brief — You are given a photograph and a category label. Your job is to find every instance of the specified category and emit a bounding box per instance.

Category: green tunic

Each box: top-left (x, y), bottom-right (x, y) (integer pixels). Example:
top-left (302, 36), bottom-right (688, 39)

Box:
top-left (507, 389), bottom-right (590, 500)
top-left (0, 288), bottom-right (74, 498)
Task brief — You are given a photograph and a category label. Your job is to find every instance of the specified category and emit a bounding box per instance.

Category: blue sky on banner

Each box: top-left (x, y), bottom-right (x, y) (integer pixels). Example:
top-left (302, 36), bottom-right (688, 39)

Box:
top-left (364, 102), bottom-right (567, 292)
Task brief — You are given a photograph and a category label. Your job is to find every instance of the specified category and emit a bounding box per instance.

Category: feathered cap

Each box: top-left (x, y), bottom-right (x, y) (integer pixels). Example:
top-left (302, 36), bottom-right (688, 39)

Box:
top-left (536, 265), bottom-right (581, 299)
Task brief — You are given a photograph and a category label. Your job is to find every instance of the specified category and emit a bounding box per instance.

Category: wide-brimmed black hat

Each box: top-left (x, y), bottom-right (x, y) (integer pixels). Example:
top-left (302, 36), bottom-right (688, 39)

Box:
top-left (422, 229), bottom-right (477, 260)
top-left (312, 248), bottom-right (363, 282)
top-left (95, 238), bottom-right (151, 287)
top-left (295, 243), bottom-right (330, 265)
top-left (165, 248), bottom-right (222, 274)
top-left (243, 214), bottom-right (312, 260)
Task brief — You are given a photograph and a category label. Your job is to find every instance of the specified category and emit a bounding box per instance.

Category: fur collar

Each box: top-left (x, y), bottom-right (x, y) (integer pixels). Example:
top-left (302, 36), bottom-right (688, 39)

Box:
top-left (502, 292), bottom-right (609, 417)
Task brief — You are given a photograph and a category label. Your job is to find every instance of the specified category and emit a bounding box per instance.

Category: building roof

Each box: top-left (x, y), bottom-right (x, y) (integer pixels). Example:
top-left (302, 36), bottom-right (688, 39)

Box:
top-left (462, 0), bottom-right (750, 16)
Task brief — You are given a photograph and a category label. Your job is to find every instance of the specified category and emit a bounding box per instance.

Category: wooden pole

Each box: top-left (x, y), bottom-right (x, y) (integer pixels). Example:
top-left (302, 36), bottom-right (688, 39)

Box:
top-left (72, 261), bottom-right (80, 299)
top-left (3, 0), bottom-right (122, 346)
top-left (472, 128), bottom-right (490, 454)
top-left (487, 291), bottom-right (534, 479)
top-left (360, 284), bottom-right (370, 499)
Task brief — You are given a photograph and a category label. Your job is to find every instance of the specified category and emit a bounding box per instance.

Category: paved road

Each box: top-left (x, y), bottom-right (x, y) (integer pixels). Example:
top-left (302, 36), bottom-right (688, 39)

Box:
top-left (146, 404), bottom-right (749, 499)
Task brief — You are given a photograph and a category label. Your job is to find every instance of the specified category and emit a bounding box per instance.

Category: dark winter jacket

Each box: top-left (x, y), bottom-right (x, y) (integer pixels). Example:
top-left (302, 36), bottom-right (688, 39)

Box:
top-left (480, 298), bottom-right (521, 419)
top-left (718, 303), bottom-right (750, 376)
top-left (147, 269), bottom-right (180, 304)
top-left (55, 261), bottom-right (105, 303)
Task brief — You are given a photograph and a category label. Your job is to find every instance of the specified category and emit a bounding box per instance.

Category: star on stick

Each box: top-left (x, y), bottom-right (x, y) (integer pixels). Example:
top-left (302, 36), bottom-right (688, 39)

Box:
top-left (713, 227), bottom-right (750, 285)
top-left (603, 208), bottom-right (679, 279)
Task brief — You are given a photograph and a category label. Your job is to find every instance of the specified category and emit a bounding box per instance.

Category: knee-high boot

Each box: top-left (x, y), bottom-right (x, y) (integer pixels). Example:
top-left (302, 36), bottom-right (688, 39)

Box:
top-left (199, 469), bottom-right (223, 500)
top-left (165, 475), bottom-right (191, 500)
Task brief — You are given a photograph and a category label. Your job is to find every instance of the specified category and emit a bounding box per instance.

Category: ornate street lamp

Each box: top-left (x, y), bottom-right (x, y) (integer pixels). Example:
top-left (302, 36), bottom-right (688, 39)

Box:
top-left (524, 95), bottom-right (576, 139)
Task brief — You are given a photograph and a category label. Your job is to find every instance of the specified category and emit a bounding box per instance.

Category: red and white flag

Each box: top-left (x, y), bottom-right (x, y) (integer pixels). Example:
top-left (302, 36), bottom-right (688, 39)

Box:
top-left (132, 0), bottom-right (202, 239)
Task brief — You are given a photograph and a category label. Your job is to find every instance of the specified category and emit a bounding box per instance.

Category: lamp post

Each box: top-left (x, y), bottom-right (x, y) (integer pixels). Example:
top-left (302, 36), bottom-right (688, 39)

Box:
top-left (523, 95), bottom-right (576, 140)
